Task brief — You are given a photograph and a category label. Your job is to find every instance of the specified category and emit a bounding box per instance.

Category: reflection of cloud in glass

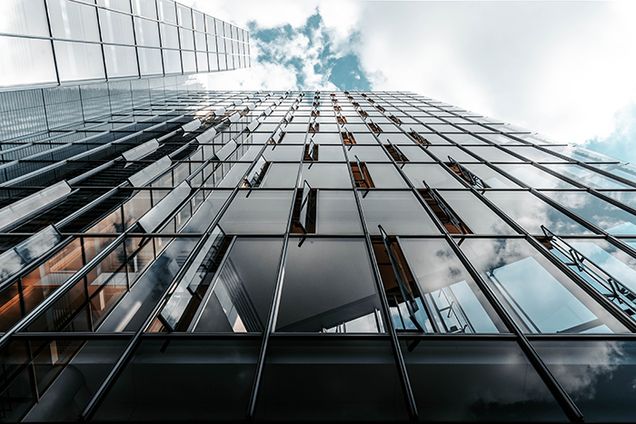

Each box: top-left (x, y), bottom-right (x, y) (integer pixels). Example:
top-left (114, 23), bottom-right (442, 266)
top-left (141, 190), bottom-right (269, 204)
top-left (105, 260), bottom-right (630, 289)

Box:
top-left (545, 341), bottom-right (623, 400)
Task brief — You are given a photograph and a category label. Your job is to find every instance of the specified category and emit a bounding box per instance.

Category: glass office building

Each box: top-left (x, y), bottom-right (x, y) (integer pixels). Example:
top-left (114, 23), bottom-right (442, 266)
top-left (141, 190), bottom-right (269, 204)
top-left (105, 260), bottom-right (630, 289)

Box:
top-left (1, 87), bottom-right (636, 422)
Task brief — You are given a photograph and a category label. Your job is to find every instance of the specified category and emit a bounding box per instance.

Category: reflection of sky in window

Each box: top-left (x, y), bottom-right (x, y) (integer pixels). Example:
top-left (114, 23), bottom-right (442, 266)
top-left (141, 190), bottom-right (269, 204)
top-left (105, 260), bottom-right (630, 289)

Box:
top-left (542, 164), bottom-right (632, 189)
top-left (461, 238), bottom-right (627, 334)
top-left (490, 256), bottom-right (602, 333)
top-left (485, 191), bottom-right (592, 235)
top-left (569, 240), bottom-right (636, 293)
top-left (543, 191), bottom-right (636, 235)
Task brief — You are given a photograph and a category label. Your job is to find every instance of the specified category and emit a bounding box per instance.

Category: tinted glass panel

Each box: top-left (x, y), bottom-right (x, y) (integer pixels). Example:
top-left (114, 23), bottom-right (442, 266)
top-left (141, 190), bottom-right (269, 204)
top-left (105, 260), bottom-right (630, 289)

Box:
top-left (534, 340), bottom-right (636, 423)
top-left (256, 338), bottom-right (408, 421)
top-left (402, 340), bottom-right (566, 422)
top-left (194, 238), bottom-right (283, 332)
top-left (276, 238), bottom-right (384, 333)
top-left (362, 191), bottom-right (439, 236)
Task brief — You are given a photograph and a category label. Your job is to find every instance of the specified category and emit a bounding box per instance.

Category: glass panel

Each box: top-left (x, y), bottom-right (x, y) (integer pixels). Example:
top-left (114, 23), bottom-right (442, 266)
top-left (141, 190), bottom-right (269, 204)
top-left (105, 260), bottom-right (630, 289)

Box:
top-left (0, 36), bottom-right (56, 87)
top-left (260, 163), bottom-right (298, 188)
top-left (94, 338), bottom-right (259, 421)
top-left (193, 238), bottom-right (282, 332)
top-left (366, 164), bottom-right (406, 188)
top-left (162, 49), bottom-right (182, 74)
top-left (438, 190), bottom-right (517, 235)
top-left (543, 164), bottom-right (632, 189)
top-left (543, 191), bottom-right (636, 235)
top-left (469, 146), bottom-right (524, 162)
top-left (402, 339), bottom-right (566, 422)
top-left (138, 47), bottom-right (163, 76)
top-left (48, 0), bottom-right (100, 41)
top-left (315, 190), bottom-right (362, 234)
top-left (219, 190), bottom-right (292, 234)
top-left (495, 164), bottom-right (575, 189)
top-left (104, 45), bottom-right (138, 78)
top-left (534, 340), bottom-right (636, 423)
top-left (403, 163), bottom-right (464, 188)
top-left (21, 339), bottom-right (128, 422)
top-left (459, 163), bottom-right (520, 188)
top-left (256, 338), bottom-right (407, 421)
top-left (547, 145), bottom-right (618, 163)
top-left (399, 238), bottom-right (506, 333)
top-left (134, 17), bottom-right (160, 47)
top-left (99, 9), bottom-right (134, 44)
top-left (0, 0), bottom-right (49, 37)
top-left (276, 238), bottom-right (384, 333)
top-left (54, 41), bottom-right (105, 81)
top-left (601, 191), bottom-right (636, 210)
top-left (485, 191), bottom-right (592, 235)
top-left (347, 146), bottom-right (389, 162)
top-left (595, 163), bottom-right (636, 183)
top-left (361, 191), bottom-right (439, 236)
top-left (506, 146), bottom-right (567, 163)
top-left (300, 163), bottom-right (351, 188)
top-left (460, 238), bottom-right (628, 334)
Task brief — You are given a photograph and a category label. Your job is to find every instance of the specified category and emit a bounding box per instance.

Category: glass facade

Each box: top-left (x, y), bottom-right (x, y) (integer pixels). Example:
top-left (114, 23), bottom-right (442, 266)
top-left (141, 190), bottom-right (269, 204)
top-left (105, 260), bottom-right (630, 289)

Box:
top-left (0, 0), bottom-right (250, 89)
top-left (0, 90), bottom-right (635, 422)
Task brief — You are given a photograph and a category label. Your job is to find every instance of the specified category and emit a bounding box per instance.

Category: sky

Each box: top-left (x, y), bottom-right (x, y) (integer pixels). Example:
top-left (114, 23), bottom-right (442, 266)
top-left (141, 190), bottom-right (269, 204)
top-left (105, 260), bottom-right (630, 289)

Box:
top-left (183, 0), bottom-right (636, 162)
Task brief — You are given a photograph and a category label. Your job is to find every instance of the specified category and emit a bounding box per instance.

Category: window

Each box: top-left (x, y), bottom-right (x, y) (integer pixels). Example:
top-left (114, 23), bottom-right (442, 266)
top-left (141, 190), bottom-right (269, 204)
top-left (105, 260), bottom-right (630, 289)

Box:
top-left (276, 238), bottom-right (384, 333)
top-left (543, 191), bottom-right (636, 235)
top-left (403, 163), bottom-right (464, 189)
top-left (193, 238), bottom-right (283, 332)
top-left (361, 191), bottom-right (439, 236)
top-left (402, 340), bottom-right (566, 422)
top-left (256, 339), bottom-right (407, 421)
top-left (438, 190), bottom-right (517, 235)
top-left (461, 238), bottom-right (628, 334)
top-left (485, 191), bottom-right (592, 235)
top-left (219, 190), bottom-right (292, 234)
top-left (398, 239), bottom-right (505, 333)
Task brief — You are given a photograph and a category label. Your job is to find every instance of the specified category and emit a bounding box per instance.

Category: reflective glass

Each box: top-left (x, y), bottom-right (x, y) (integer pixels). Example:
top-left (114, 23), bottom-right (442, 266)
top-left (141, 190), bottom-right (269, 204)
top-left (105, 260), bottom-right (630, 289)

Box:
top-left (485, 191), bottom-right (592, 235)
top-left (257, 339), bottom-right (407, 421)
top-left (194, 238), bottom-right (283, 332)
top-left (366, 163), bottom-right (407, 188)
top-left (54, 41), bottom-right (105, 81)
top-left (0, 36), bottom-right (56, 87)
top-left (402, 340), bottom-right (566, 422)
top-left (48, 0), bottom-right (100, 41)
top-left (495, 164), bottom-right (575, 189)
top-left (315, 190), bottom-right (362, 234)
top-left (99, 9), bottom-right (134, 44)
top-left (439, 190), bottom-right (517, 234)
top-left (361, 191), bottom-right (439, 235)
top-left (459, 163), bottom-right (520, 188)
top-left (543, 191), bottom-right (636, 235)
top-left (95, 339), bottom-right (259, 421)
top-left (399, 239), bottom-right (506, 333)
top-left (300, 163), bottom-right (351, 188)
top-left (534, 340), bottom-right (636, 422)
top-left (276, 238), bottom-right (384, 333)
top-left (543, 164), bottom-right (632, 189)
top-left (403, 163), bottom-right (464, 188)
top-left (0, 0), bottom-right (50, 36)
top-left (219, 190), bottom-right (292, 234)
top-left (104, 45), bottom-right (138, 78)
top-left (460, 238), bottom-right (628, 334)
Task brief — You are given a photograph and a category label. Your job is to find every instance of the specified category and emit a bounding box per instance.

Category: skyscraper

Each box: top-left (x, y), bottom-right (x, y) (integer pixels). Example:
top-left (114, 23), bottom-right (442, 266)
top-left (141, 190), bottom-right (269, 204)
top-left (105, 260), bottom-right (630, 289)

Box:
top-left (1, 86), bottom-right (636, 422)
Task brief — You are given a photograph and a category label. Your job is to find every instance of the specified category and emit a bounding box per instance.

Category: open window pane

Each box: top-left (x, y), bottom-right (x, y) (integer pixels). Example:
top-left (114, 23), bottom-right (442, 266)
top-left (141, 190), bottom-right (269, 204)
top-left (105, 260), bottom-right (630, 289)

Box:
top-left (461, 238), bottom-right (628, 334)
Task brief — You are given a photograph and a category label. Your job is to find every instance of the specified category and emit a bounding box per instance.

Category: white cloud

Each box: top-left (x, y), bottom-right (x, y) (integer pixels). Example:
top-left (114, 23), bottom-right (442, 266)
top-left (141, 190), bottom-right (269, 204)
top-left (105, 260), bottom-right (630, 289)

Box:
top-left (181, 0), bottom-right (636, 147)
top-left (356, 1), bottom-right (636, 144)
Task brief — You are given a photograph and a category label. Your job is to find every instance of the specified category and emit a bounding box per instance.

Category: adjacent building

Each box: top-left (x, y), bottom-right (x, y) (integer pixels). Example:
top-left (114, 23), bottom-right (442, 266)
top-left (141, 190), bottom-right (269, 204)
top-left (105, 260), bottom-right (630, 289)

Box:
top-left (0, 87), bottom-right (635, 422)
